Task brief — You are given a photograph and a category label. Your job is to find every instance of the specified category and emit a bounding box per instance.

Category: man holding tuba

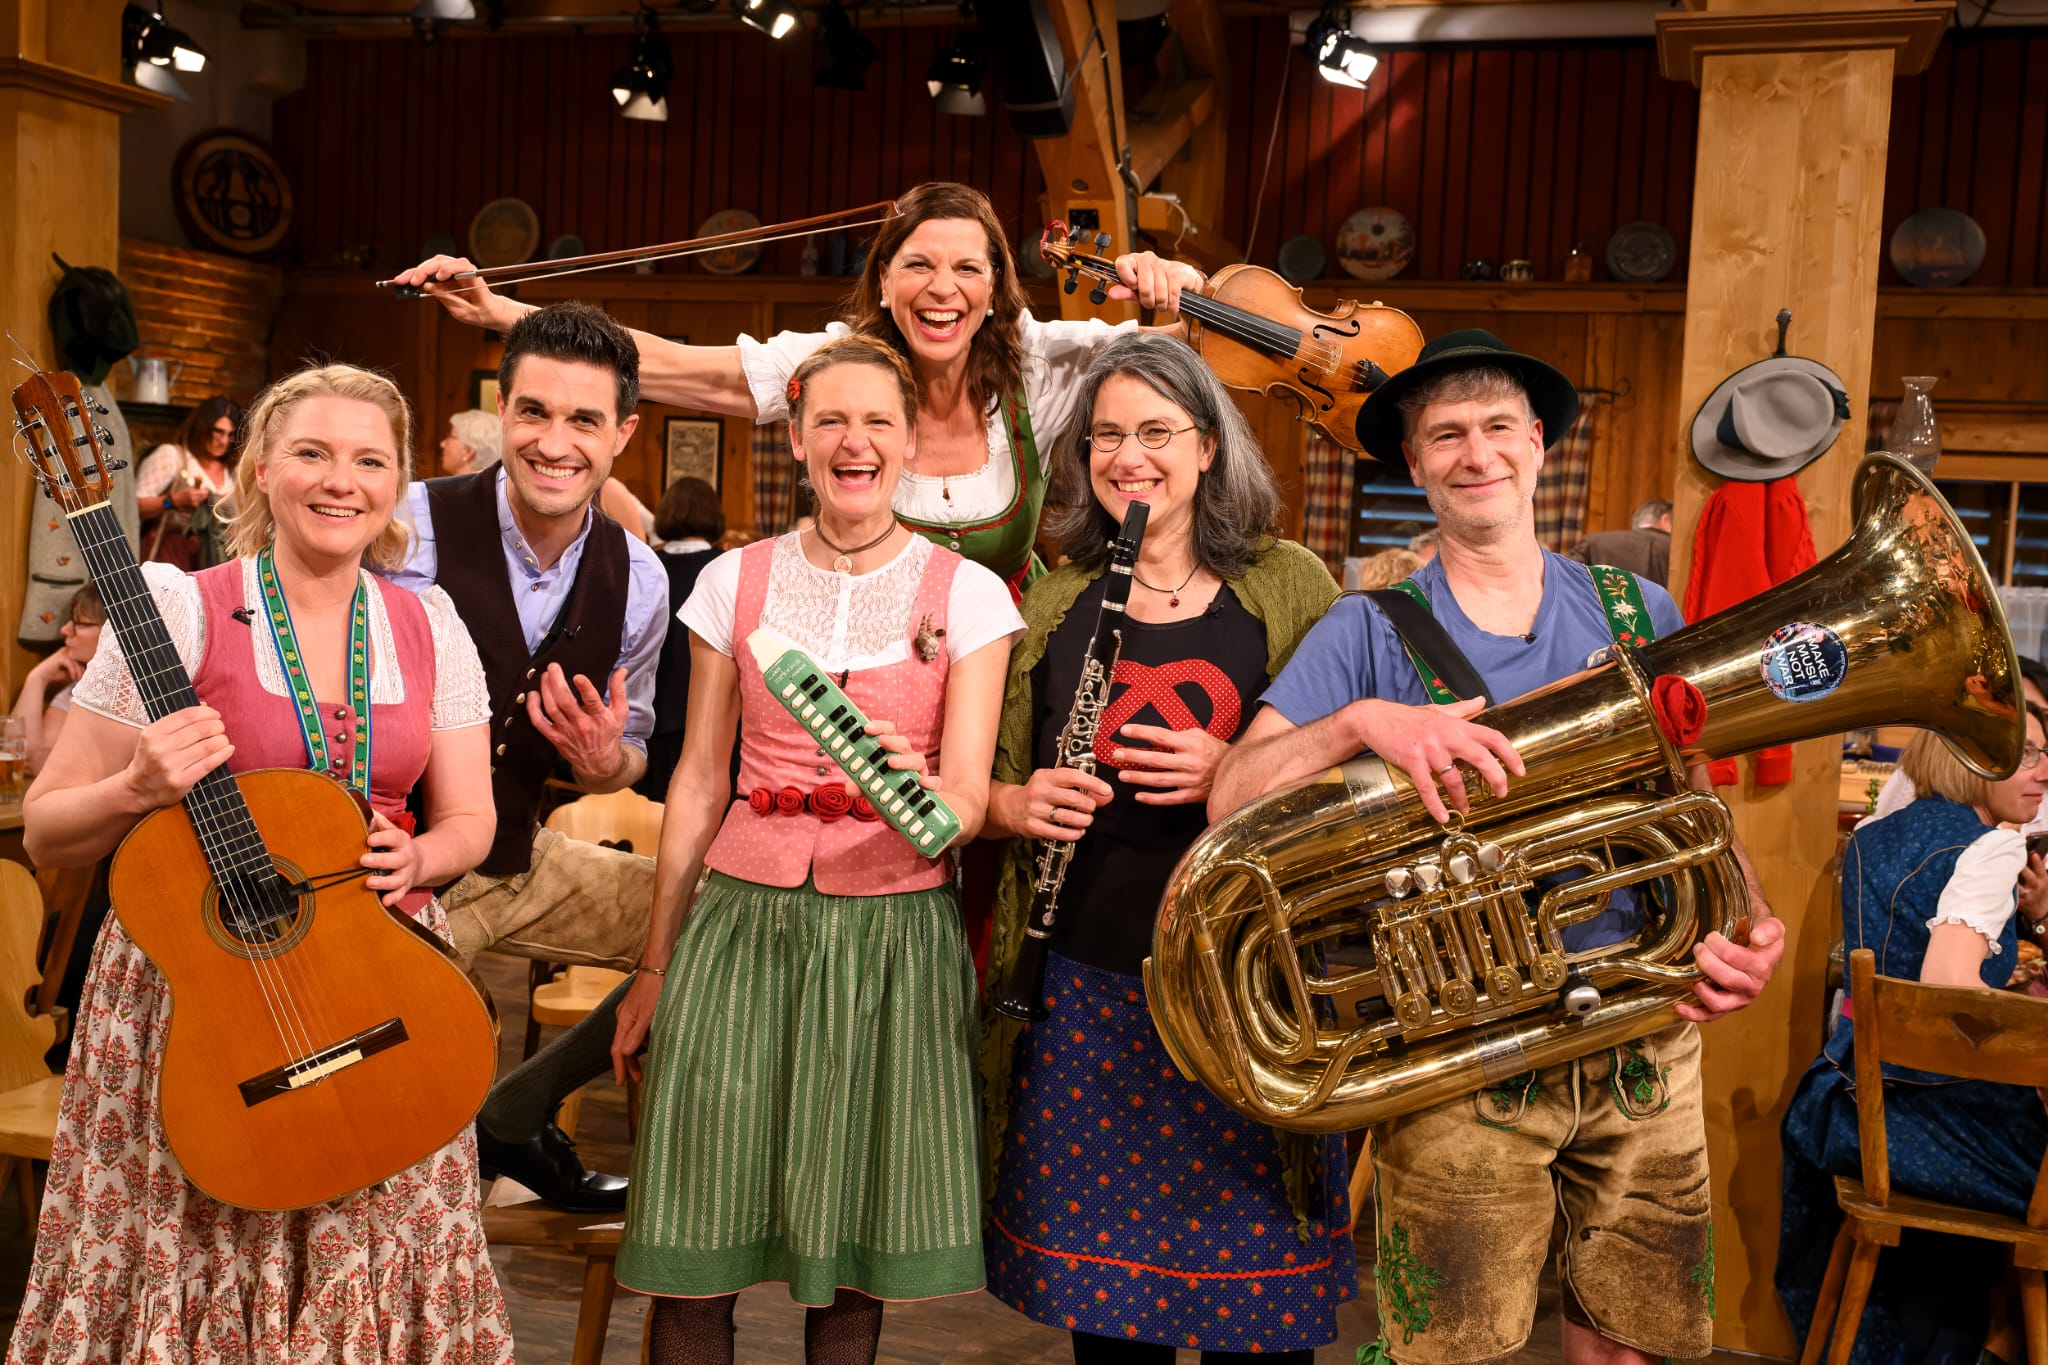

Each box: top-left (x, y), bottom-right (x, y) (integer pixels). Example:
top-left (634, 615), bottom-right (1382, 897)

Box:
top-left (1209, 331), bottom-right (1784, 1365)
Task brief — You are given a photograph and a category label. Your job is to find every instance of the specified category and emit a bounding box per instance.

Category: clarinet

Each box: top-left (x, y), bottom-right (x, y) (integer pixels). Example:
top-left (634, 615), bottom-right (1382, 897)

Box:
top-left (993, 500), bottom-right (1150, 1022)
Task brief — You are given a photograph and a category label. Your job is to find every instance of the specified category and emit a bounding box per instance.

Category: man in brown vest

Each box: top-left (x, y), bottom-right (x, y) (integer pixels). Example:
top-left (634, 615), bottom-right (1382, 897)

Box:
top-left (391, 301), bottom-right (671, 1211)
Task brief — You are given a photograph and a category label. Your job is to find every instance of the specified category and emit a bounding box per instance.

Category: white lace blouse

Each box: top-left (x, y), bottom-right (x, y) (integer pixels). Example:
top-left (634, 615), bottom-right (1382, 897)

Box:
top-left (679, 532), bottom-right (1023, 674)
top-left (71, 560), bottom-right (491, 732)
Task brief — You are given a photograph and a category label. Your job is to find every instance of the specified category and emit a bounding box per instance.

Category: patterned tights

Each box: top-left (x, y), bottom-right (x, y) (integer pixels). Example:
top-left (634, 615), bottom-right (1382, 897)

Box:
top-left (647, 1290), bottom-right (885, 1365)
top-left (1071, 1330), bottom-right (1314, 1365)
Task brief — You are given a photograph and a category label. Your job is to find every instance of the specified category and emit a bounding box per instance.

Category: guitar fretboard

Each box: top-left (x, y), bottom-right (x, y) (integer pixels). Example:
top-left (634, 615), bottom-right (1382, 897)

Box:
top-left (67, 505), bottom-right (275, 885)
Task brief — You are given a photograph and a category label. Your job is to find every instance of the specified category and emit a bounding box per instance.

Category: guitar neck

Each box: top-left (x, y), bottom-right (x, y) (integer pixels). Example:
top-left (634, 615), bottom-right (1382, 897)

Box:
top-left (66, 506), bottom-right (270, 879)
top-left (1072, 257), bottom-right (1303, 359)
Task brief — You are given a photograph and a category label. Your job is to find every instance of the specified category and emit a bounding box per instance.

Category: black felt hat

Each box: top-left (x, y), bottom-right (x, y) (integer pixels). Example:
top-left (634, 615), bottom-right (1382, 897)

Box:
top-left (47, 254), bottom-right (139, 385)
top-left (1355, 328), bottom-right (1579, 468)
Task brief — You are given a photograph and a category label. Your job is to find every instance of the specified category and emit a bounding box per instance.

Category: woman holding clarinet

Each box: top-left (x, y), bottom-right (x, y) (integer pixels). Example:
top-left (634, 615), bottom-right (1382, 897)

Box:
top-left (978, 333), bottom-right (1354, 1363)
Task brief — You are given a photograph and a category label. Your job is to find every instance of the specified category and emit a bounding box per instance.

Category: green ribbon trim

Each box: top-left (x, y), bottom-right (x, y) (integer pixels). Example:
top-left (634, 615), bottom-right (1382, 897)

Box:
top-left (1589, 564), bottom-right (1657, 648)
top-left (1386, 580), bottom-right (1462, 705)
top-left (257, 546), bottom-right (371, 797)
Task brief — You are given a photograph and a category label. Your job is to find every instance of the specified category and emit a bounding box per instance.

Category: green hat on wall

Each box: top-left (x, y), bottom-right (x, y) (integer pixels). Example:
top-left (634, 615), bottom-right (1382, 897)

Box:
top-left (1354, 328), bottom-right (1579, 469)
top-left (47, 254), bottom-right (139, 385)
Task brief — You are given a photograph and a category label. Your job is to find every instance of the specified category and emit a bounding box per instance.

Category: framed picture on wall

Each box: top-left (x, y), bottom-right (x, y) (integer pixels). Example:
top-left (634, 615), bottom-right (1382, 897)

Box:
top-left (467, 369), bottom-right (499, 413)
top-left (664, 417), bottom-right (722, 493)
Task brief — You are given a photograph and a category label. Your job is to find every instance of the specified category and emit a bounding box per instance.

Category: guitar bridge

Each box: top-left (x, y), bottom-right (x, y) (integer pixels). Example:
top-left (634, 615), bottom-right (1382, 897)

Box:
top-left (236, 1017), bottom-right (409, 1107)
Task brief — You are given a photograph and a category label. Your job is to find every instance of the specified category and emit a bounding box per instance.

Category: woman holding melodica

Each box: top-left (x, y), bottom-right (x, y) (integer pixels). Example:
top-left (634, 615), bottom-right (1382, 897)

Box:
top-left (609, 335), bottom-right (1022, 1365)
top-left (394, 181), bottom-right (1201, 600)
top-left (979, 333), bottom-right (1355, 1364)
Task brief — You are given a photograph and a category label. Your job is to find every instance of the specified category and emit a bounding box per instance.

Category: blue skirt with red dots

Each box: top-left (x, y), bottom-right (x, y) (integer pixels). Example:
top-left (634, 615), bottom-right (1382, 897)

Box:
top-left (985, 952), bottom-right (1358, 1352)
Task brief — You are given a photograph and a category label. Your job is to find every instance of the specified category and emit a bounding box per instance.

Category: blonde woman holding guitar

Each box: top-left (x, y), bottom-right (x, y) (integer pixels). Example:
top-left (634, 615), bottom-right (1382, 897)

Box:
top-left (12, 364), bottom-right (511, 1362)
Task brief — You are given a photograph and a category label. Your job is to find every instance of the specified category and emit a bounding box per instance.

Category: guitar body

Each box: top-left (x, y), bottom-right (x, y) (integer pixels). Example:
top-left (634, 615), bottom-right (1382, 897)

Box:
top-left (108, 767), bottom-right (498, 1212)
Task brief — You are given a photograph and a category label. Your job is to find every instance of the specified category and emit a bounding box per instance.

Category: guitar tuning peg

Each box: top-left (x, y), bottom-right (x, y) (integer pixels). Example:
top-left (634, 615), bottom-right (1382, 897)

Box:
top-left (1095, 232), bottom-right (1112, 251)
top-left (95, 425), bottom-right (113, 446)
top-left (108, 457), bottom-right (128, 471)
top-left (93, 400), bottom-right (109, 415)
top-left (1088, 284), bottom-right (1107, 305)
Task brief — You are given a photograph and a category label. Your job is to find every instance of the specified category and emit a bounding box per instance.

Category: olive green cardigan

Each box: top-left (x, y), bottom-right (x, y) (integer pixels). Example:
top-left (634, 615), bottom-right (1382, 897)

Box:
top-left (978, 537), bottom-right (1340, 1215)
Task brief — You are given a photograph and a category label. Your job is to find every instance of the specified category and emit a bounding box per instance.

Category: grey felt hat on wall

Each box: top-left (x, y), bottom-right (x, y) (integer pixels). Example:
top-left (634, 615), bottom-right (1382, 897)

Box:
top-left (1689, 316), bottom-right (1850, 482)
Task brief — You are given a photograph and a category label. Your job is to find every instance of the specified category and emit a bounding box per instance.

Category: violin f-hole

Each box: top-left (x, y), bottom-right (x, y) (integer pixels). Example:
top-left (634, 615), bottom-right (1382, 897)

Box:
top-left (1294, 369), bottom-right (1338, 414)
top-left (1311, 318), bottom-right (1363, 341)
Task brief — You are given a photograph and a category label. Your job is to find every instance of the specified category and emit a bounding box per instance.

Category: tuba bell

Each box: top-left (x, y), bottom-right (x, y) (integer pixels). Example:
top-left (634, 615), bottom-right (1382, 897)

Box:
top-left (1145, 454), bottom-right (2023, 1133)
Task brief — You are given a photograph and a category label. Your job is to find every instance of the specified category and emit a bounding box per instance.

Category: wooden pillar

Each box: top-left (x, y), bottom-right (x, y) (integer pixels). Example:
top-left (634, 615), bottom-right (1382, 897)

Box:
top-left (1033, 0), bottom-right (1139, 325)
top-left (0, 0), bottom-right (165, 696)
top-left (1654, 3), bottom-right (1949, 1353)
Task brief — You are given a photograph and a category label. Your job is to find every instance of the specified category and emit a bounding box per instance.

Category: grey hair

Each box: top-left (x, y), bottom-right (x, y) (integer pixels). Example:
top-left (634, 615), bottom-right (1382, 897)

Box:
top-left (1395, 365), bottom-right (1538, 447)
top-left (448, 408), bottom-right (502, 469)
top-left (1043, 333), bottom-right (1279, 576)
top-left (1632, 497), bottom-right (1673, 529)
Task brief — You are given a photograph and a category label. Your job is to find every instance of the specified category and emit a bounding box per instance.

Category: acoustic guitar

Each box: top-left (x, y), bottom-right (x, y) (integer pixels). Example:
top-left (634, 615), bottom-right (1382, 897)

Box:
top-left (11, 366), bottom-right (497, 1211)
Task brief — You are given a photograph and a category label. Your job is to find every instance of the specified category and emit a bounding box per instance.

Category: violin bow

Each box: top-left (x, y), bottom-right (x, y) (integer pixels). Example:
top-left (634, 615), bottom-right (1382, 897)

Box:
top-left (375, 199), bottom-right (897, 297)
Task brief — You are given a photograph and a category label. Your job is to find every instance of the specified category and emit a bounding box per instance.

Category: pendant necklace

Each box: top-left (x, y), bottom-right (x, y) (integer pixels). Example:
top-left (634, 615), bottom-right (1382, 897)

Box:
top-left (812, 522), bottom-right (899, 574)
top-left (1133, 562), bottom-right (1200, 609)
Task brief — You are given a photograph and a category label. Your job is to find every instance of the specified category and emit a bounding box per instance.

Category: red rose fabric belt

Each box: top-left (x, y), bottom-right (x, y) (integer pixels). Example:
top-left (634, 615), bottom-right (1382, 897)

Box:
top-left (748, 783), bottom-right (883, 824)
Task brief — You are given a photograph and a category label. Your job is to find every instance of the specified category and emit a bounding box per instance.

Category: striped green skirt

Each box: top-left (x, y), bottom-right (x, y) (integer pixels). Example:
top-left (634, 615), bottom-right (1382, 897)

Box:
top-left (617, 872), bottom-right (985, 1305)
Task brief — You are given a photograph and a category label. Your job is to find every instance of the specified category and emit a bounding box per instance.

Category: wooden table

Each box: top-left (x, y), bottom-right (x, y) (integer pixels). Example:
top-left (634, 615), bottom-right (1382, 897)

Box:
top-left (0, 800), bottom-right (23, 871)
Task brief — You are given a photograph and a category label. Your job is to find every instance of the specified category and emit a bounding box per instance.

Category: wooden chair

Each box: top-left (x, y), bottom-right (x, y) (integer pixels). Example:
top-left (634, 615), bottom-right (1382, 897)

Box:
top-left (532, 965), bottom-right (633, 1136)
top-left (0, 861), bottom-right (61, 1225)
top-left (480, 1203), bottom-right (624, 1365)
top-left (524, 790), bottom-right (664, 1060)
top-left (1799, 949), bottom-right (2048, 1365)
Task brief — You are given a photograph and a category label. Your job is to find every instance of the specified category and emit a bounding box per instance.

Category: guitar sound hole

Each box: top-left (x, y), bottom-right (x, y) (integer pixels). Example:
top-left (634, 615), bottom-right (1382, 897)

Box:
top-left (204, 859), bottom-right (316, 959)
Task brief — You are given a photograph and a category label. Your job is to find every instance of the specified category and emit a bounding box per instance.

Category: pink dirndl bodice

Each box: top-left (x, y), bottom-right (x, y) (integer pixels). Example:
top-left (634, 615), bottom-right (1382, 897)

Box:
top-left (703, 537), bottom-right (960, 897)
top-left (190, 561), bottom-right (437, 911)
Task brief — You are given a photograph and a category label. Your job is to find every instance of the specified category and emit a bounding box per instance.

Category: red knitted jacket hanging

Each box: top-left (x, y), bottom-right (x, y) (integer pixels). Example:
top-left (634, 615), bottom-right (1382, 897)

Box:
top-left (1682, 478), bottom-right (1817, 787)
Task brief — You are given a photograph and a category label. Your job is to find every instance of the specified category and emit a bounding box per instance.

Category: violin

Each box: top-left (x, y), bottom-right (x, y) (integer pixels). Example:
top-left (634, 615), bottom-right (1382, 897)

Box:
top-left (1039, 223), bottom-right (1424, 454)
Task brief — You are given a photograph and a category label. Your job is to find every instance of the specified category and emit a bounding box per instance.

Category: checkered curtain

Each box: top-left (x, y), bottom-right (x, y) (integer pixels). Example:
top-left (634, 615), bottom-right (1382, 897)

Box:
top-left (1532, 394), bottom-right (1601, 552)
top-left (1301, 430), bottom-right (1353, 574)
top-left (752, 421), bottom-right (799, 536)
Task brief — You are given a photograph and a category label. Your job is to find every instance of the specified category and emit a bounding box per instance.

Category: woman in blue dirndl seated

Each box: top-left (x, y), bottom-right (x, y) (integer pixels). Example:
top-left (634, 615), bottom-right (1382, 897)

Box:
top-left (1778, 710), bottom-right (2048, 1365)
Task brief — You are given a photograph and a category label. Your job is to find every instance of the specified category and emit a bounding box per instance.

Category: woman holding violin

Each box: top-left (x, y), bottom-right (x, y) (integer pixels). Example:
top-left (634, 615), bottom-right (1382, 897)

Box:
top-left (979, 334), bottom-right (1354, 1364)
top-left (392, 182), bottom-right (1201, 600)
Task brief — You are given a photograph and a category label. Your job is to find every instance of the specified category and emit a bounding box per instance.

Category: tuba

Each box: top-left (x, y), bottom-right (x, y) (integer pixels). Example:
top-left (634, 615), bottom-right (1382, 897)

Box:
top-left (1145, 455), bottom-right (2023, 1133)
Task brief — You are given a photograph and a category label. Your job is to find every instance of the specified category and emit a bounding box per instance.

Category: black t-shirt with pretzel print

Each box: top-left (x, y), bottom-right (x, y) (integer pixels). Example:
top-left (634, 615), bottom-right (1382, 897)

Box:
top-left (1028, 577), bottom-right (1268, 976)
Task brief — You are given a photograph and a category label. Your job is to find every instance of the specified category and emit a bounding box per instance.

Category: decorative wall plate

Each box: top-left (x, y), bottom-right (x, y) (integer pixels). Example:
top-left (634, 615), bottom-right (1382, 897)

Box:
top-left (1277, 234), bottom-right (1326, 283)
top-left (548, 233), bottom-right (587, 260)
top-left (1336, 208), bottom-right (1414, 281)
top-left (696, 210), bottom-right (763, 275)
top-left (173, 130), bottom-right (295, 258)
top-left (1605, 221), bottom-right (1677, 283)
top-left (1889, 208), bottom-right (1987, 288)
top-left (469, 198), bottom-right (540, 269)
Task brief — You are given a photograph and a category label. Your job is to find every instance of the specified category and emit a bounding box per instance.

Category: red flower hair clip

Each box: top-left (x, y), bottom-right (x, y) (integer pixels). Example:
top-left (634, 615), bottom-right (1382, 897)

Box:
top-left (786, 377), bottom-right (803, 406)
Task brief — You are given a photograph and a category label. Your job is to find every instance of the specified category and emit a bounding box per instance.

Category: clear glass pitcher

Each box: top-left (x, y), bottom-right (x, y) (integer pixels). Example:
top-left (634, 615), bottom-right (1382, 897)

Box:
top-left (1887, 375), bottom-right (1941, 475)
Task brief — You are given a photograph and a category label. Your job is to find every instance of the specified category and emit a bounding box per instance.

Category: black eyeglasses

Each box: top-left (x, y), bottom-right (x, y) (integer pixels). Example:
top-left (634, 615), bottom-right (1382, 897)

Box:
top-left (1089, 422), bottom-right (1197, 454)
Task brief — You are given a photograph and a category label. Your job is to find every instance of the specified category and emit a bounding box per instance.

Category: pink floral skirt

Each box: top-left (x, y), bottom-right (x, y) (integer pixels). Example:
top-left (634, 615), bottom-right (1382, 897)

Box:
top-left (7, 911), bottom-right (513, 1365)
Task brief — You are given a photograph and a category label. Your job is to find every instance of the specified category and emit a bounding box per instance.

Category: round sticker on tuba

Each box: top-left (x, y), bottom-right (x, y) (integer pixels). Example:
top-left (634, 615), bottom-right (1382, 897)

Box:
top-left (1760, 622), bottom-right (1848, 703)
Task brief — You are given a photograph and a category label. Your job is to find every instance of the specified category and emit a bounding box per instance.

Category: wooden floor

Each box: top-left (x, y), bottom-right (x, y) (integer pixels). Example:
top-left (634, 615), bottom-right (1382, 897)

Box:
top-left (0, 949), bottom-right (1754, 1364)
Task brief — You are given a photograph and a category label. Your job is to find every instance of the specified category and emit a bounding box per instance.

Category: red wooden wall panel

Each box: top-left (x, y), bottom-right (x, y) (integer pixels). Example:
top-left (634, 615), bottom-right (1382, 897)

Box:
top-left (271, 23), bottom-right (2047, 289)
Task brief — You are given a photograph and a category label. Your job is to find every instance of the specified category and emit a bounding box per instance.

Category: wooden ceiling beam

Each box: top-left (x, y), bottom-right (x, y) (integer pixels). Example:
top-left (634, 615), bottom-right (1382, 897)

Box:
top-left (1125, 76), bottom-right (1216, 192)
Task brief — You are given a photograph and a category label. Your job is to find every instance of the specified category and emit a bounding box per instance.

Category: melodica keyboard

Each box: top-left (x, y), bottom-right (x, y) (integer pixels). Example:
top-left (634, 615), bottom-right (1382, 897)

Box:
top-left (746, 628), bottom-right (962, 857)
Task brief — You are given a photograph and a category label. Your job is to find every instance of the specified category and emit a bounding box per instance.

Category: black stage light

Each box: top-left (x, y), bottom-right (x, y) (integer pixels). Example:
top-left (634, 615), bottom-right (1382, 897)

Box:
top-left (926, 28), bottom-right (986, 117)
top-left (815, 0), bottom-right (877, 91)
top-left (1303, 4), bottom-right (1376, 89)
top-left (610, 10), bottom-right (673, 122)
top-left (737, 0), bottom-right (799, 40)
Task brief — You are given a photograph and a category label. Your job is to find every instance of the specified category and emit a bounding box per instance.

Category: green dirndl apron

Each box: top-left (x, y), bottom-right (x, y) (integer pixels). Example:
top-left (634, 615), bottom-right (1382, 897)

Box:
top-left (896, 390), bottom-right (1047, 602)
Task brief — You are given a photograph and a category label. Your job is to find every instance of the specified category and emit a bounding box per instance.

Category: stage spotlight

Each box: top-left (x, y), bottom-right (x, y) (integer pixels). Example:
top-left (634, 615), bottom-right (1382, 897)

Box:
top-left (737, 0), bottom-right (799, 40)
top-left (122, 4), bottom-right (192, 95)
top-left (133, 2), bottom-right (207, 72)
top-left (1303, 5), bottom-right (1376, 89)
top-left (926, 29), bottom-right (986, 117)
top-left (815, 0), bottom-right (877, 91)
top-left (610, 10), bottom-right (672, 122)
top-left (412, 0), bottom-right (476, 18)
